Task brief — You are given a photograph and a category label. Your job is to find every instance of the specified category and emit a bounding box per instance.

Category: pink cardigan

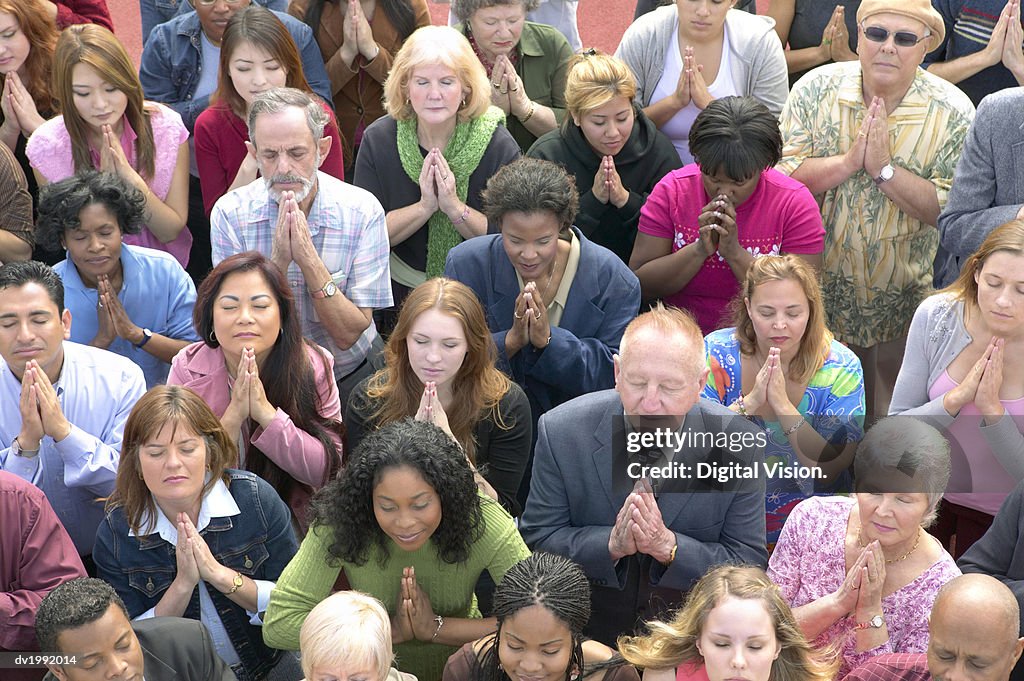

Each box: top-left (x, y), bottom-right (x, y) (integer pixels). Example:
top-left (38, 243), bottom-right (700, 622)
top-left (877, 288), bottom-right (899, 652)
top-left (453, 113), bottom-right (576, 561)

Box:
top-left (167, 341), bottom-right (343, 525)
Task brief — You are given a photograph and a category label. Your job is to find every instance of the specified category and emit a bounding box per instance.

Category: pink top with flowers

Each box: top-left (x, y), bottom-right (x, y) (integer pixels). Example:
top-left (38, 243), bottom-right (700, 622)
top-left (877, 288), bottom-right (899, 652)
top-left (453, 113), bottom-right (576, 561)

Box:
top-left (26, 102), bottom-right (192, 267)
top-left (767, 496), bottom-right (960, 678)
top-left (638, 164), bottom-right (823, 334)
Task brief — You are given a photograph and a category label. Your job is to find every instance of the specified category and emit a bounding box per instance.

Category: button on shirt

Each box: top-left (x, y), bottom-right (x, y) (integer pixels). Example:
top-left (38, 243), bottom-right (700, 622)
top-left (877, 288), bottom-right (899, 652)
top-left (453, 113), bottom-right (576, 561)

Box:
top-left (0, 342), bottom-right (147, 555)
top-left (56, 244), bottom-right (200, 388)
top-left (210, 172), bottom-right (392, 380)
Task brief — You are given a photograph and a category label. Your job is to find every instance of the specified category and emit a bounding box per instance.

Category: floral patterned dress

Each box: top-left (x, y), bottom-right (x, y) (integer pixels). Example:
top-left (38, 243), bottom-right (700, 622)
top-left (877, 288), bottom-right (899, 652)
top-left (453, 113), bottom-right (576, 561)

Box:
top-left (703, 328), bottom-right (866, 547)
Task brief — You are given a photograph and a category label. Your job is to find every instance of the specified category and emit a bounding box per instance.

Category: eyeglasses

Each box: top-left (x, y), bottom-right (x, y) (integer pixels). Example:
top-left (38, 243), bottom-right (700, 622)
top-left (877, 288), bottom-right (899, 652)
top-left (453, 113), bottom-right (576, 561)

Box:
top-left (195, 0), bottom-right (243, 6)
top-left (860, 23), bottom-right (930, 48)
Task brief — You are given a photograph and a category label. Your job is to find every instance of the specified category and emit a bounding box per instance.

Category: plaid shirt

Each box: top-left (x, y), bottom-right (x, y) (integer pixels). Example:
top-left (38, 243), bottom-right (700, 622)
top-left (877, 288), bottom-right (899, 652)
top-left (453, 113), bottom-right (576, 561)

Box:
top-left (841, 654), bottom-right (930, 681)
top-left (210, 172), bottom-right (392, 380)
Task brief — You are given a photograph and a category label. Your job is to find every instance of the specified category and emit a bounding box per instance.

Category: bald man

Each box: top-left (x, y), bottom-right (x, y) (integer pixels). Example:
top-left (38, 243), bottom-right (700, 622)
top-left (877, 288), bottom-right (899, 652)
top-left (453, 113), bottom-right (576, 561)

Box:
top-left (842, 574), bottom-right (1024, 681)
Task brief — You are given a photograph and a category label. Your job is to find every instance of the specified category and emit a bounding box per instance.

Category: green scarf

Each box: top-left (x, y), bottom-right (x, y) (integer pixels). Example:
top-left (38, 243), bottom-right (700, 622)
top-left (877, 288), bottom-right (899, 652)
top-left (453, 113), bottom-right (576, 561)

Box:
top-left (396, 106), bottom-right (505, 277)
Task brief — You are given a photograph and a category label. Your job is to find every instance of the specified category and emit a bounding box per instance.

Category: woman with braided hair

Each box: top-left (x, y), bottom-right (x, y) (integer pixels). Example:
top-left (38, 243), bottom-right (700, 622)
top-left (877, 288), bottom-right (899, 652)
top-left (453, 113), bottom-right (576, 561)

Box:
top-left (442, 552), bottom-right (640, 681)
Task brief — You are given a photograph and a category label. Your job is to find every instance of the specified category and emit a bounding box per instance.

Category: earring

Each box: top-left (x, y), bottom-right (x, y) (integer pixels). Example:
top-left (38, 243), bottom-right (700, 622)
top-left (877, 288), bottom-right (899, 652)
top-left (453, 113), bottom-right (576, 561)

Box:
top-left (208, 329), bottom-right (217, 343)
top-left (460, 96), bottom-right (466, 109)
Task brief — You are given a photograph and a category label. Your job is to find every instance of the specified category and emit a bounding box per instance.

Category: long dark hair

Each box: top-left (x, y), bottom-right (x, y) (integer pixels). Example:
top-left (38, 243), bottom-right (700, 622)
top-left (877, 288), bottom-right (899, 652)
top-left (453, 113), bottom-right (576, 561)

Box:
top-left (301, 0), bottom-right (417, 46)
top-left (310, 418), bottom-right (484, 567)
top-left (194, 252), bottom-right (344, 508)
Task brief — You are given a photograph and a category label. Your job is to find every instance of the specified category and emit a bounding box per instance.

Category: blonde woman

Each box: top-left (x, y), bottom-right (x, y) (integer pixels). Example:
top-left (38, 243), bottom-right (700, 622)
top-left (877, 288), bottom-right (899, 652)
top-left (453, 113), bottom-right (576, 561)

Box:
top-left (527, 50), bottom-right (680, 263)
top-left (619, 566), bottom-right (836, 681)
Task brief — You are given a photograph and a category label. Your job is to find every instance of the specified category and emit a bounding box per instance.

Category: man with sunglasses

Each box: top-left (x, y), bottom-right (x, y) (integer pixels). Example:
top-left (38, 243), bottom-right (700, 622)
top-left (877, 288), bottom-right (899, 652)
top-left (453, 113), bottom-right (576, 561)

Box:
top-left (777, 0), bottom-right (975, 419)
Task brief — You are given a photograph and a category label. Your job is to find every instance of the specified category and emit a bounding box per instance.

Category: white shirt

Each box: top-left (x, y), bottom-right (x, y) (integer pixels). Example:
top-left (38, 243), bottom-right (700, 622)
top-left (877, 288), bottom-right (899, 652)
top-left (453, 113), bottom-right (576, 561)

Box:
top-left (0, 341), bottom-right (146, 555)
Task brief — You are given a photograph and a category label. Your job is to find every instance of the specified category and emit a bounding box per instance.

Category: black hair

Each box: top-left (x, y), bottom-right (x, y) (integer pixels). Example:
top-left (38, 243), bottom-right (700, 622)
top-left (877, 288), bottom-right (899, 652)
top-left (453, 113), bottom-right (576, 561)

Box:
top-left (482, 158), bottom-right (579, 236)
top-left (35, 578), bottom-right (130, 653)
top-left (479, 553), bottom-right (592, 681)
top-left (0, 260), bottom-right (65, 312)
top-left (35, 170), bottom-right (146, 252)
top-left (310, 418), bottom-right (484, 566)
top-left (688, 96), bottom-right (782, 182)
top-left (301, 0), bottom-right (417, 47)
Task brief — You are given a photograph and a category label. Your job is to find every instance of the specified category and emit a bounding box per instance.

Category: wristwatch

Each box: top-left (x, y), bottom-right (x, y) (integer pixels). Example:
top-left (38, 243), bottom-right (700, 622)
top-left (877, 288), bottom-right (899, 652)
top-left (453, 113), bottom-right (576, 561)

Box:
top-left (310, 280), bottom-right (338, 299)
top-left (855, 614), bottom-right (885, 630)
top-left (225, 571), bottom-right (244, 595)
top-left (12, 436), bottom-right (40, 459)
top-left (134, 328), bottom-right (153, 349)
top-left (874, 163), bottom-right (895, 185)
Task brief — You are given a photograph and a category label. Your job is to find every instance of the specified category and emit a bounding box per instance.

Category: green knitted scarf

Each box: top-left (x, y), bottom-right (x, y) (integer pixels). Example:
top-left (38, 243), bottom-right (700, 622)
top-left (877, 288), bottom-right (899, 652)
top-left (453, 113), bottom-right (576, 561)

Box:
top-left (396, 106), bottom-right (505, 277)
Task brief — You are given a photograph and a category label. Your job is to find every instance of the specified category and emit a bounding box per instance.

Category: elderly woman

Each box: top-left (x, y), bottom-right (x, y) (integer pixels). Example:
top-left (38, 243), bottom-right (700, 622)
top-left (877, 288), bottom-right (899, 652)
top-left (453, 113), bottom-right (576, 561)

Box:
top-left (354, 25), bottom-right (520, 333)
top-left (451, 0), bottom-right (573, 151)
top-left (289, 0), bottom-right (431, 175)
top-left (631, 96), bottom-right (824, 336)
top-left (38, 172), bottom-right (199, 388)
top-left (777, 0), bottom-right (975, 418)
top-left (703, 255), bottom-right (865, 548)
top-left (527, 51), bottom-right (681, 263)
top-left (619, 565), bottom-right (836, 681)
top-left (767, 417), bottom-right (961, 677)
top-left (891, 220), bottom-right (1024, 558)
top-left (614, 0), bottom-right (788, 165)
top-left (300, 591), bottom-right (416, 681)
top-left (263, 418), bottom-right (531, 681)
top-left (167, 251), bottom-right (345, 532)
top-left (444, 158), bottom-right (639, 494)
top-left (93, 385), bottom-right (300, 681)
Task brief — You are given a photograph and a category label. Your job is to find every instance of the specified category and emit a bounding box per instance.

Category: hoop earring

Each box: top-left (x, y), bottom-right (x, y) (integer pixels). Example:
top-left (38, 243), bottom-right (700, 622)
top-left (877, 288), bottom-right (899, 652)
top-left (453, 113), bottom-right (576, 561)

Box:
top-left (208, 329), bottom-right (217, 343)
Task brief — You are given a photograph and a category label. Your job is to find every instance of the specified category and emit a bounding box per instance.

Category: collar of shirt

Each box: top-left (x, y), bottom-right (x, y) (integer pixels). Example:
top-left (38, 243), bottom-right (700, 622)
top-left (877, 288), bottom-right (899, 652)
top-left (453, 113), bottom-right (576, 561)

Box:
top-left (837, 66), bottom-right (930, 119)
top-left (130, 476), bottom-right (239, 542)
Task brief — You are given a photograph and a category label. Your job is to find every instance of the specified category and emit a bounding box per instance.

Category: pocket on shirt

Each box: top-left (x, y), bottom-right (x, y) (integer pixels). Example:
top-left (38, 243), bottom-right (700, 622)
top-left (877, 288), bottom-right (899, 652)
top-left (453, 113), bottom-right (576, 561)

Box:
top-left (127, 566), bottom-right (176, 599)
top-left (218, 539), bottom-right (271, 576)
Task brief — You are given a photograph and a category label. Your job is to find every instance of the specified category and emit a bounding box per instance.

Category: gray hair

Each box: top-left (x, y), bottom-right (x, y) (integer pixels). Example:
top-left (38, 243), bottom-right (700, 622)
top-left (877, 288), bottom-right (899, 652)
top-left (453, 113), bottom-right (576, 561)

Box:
top-left (246, 87), bottom-right (328, 145)
top-left (452, 0), bottom-right (540, 23)
top-left (853, 417), bottom-right (951, 527)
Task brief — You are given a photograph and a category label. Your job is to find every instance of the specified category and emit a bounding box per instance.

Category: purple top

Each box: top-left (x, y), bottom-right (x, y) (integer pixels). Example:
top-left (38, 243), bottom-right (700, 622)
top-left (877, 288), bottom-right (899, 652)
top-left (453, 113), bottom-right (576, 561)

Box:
top-left (767, 496), bottom-right (960, 678)
top-left (26, 102), bottom-right (192, 266)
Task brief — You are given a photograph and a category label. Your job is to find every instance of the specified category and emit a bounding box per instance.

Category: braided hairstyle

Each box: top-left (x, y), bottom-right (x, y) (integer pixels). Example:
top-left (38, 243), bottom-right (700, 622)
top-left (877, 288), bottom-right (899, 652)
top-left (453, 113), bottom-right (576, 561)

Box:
top-left (479, 553), bottom-right (591, 681)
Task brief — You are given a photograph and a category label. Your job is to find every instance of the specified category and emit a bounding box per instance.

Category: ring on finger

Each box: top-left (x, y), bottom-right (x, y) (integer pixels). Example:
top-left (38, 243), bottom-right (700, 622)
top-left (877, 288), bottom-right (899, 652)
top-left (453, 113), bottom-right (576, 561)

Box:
top-left (534, 311), bottom-right (542, 320)
top-left (492, 82), bottom-right (500, 88)
top-left (514, 311), bottom-right (524, 320)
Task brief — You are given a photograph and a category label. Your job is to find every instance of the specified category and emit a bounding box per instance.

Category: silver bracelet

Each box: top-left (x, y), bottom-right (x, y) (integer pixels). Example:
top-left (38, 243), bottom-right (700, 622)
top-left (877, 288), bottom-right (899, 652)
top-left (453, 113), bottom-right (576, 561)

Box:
top-left (431, 615), bottom-right (444, 642)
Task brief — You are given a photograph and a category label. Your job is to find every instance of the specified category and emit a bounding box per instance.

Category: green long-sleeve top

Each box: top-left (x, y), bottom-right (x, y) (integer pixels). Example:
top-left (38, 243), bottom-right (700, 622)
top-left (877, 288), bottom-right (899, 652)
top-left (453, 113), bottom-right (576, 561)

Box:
top-left (263, 494), bottom-right (530, 681)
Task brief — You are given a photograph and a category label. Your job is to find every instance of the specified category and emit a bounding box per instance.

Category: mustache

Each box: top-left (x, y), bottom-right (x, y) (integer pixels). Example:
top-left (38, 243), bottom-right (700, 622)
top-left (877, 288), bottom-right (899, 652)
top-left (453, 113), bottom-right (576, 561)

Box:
top-left (268, 174), bottom-right (311, 186)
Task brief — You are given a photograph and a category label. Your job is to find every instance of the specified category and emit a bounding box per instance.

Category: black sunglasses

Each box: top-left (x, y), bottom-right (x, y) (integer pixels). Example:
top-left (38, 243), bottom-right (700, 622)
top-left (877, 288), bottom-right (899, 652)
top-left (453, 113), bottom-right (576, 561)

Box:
top-left (861, 24), bottom-right (930, 47)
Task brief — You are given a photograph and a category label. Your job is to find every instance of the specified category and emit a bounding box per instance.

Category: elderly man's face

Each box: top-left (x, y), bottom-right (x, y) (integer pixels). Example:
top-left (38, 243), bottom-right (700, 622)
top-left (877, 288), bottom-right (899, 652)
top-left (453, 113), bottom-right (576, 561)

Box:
top-left (858, 12), bottom-right (931, 94)
top-left (614, 327), bottom-right (708, 432)
top-left (249, 105), bottom-right (330, 205)
top-left (928, 604), bottom-right (1024, 681)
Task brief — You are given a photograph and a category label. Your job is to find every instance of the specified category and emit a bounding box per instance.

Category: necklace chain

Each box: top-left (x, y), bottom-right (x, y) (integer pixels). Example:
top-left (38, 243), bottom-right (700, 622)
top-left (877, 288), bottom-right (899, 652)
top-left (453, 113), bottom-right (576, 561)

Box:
top-left (857, 525), bottom-right (922, 564)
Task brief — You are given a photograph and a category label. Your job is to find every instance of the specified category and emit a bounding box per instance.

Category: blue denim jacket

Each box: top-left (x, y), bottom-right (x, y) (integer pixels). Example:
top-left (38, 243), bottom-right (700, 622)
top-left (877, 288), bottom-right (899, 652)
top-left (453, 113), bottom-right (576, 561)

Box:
top-left (139, 9), bottom-right (333, 132)
top-left (93, 470), bottom-right (298, 681)
top-left (140, 0), bottom-right (287, 48)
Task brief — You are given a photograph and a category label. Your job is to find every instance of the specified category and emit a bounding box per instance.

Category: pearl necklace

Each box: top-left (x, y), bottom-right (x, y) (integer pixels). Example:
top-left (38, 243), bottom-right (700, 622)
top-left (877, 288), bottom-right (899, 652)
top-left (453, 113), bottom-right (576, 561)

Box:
top-left (857, 526), bottom-right (922, 564)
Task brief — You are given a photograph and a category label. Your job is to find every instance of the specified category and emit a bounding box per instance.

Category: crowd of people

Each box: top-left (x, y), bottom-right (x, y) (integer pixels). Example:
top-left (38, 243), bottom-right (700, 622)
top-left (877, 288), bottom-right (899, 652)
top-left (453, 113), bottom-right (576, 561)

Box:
top-left (6, 1), bottom-right (1024, 681)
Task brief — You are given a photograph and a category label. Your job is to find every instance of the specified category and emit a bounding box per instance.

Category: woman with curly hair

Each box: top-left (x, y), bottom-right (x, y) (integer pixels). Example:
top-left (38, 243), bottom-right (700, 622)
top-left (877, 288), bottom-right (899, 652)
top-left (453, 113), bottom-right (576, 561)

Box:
top-left (443, 552), bottom-right (639, 681)
top-left (618, 565), bottom-right (836, 681)
top-left (345, 277), bottom-right (531, 515)
top-left (167, 251), bottom-right (344, 532)
top-left (39, 171), bottom-right (199, 388)
top-left (264, 418), bottom-right (531, 681)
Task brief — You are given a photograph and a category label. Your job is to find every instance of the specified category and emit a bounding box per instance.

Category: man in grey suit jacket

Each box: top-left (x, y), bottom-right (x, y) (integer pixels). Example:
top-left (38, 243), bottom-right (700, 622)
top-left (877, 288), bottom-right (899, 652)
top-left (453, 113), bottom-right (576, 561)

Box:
top-left (36, 578), bottom-right (236, 681)
top-left (520, 304), bottom-right (767, 646)
top-left (937, 88), bottom-right (1024, 287)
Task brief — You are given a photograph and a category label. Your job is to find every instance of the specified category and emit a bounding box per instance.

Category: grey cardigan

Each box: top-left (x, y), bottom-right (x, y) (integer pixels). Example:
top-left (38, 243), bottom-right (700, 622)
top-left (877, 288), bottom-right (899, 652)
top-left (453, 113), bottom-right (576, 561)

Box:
top-left (937, 88), bottom-right (1024, 286)
top-left (889, 292), bottom-right (1024, 481)
top-left (614, 6), bottom-right (788, 117)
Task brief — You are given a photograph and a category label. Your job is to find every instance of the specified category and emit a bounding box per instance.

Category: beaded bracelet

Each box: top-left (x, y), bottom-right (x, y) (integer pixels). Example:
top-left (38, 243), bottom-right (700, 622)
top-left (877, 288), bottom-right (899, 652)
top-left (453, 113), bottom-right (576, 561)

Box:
top-left (452, 204), bottom-right (470, 225)
top-left (732, 394), bottom-right (749, 417)
top-left (783, 417), bottom-right (807, 436)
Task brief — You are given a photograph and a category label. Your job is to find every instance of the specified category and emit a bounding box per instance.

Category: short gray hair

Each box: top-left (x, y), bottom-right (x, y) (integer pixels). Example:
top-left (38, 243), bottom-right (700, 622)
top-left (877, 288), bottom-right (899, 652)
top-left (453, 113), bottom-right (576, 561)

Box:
top-left (853, 417), bottom-right (951, 527)
top-left (246, 87), bottom-right (328, 145)
top-left (452, 0), bottom-right (540, 23)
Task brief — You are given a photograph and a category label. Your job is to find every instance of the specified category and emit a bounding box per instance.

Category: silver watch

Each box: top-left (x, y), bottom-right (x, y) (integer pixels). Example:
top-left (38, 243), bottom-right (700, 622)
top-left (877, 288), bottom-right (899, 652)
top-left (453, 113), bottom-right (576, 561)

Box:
top-left (874, 163), bottom-right (895, 185)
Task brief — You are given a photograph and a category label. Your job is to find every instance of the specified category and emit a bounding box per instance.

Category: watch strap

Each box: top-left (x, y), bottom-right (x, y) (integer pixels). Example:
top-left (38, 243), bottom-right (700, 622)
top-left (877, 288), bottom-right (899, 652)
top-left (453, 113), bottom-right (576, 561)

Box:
top-left (226, 571), bottom-right (244, 595)
top-left (134, 328), bottom-right (153, 349)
